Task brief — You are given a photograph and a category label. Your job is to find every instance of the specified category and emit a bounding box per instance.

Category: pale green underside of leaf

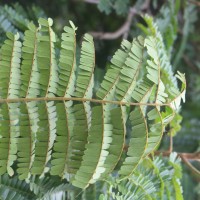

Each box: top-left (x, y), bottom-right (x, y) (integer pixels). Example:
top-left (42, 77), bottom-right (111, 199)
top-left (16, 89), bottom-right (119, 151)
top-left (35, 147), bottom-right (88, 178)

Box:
top-left (0, 17), bottom-right (186, 189)
top-left (96, 39), bottom-right (132, 100)
top-left (20, 23), bottom-right (39, 98)
top-left (119, 106), bottom-right (148, 177)
top-left (0, 32), bottom-right (21, 99)
top-left (116, 36), bottom-right (144, 102)
top-left (74, 33), bottom-right (95, 98)
top-left (56, 26), bottom-right (76, 97)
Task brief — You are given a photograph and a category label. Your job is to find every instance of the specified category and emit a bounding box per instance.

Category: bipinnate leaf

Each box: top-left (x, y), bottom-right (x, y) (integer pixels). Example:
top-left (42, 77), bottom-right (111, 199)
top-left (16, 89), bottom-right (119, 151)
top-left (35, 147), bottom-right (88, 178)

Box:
top-left (0, 17), bottom-right (185, 190)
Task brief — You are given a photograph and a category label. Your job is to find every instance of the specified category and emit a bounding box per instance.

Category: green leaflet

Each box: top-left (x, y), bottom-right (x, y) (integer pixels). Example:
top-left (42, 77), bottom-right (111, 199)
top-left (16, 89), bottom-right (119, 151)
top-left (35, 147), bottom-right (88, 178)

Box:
top-left (144, 106), bottom-right (174, 158)
top-left (50, 101), bottom-right (73, 177)
top-left (144, 107), bottom-right (163, 156)
top-left (67, 102), bottom-right (90, 174)
top-left (20, 22), bottom-right (39, 98)
top-left (37, 18), bottom-right (58, 97)
top-left (0, 103), bottom-right (19, 176)
top-left (96, 39), bottom-right (132, 100)
top-left (56, 25), bottom-right (76, 97)
top-left (74, 33), bottom-right (95, 98)
top-left (170, 71), bottom-right (186, 110)
top-left (0, 32), bottom-right (21, 99)
top-left (66, 33), bottom-right (95, 174)
top-left (116, 36), bottom-right (144, 102)
top-left (72, 105), bottom-right (111, 188)
top-left (100, 106), bottom-right (126, 178)
top-left (17, 103), bottom-right (35, 180)
top-left (132, 78), bottom-right (154, 104)
top-left (119, 106), bottom-right (148, 177)
top-left (145, 36), bottom-right (168, 104)
top-left (140, 15), bottom-right (181, 102)
top-left (31, 101), bottom-right (56, 176)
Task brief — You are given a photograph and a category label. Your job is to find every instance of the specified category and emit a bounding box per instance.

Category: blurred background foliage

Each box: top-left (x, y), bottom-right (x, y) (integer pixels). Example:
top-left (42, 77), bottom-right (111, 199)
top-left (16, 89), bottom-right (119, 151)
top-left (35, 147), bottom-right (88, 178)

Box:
top-left (0, 0), bottom-right (199, 199)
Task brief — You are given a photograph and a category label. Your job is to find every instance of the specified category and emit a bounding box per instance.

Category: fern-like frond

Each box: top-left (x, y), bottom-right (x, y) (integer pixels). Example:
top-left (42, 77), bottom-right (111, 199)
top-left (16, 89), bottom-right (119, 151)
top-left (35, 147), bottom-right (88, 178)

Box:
top-left (0, 18), bottom-right (185, 190)
top-left (0, 174), bottom-right (36, 200)
top-left (138, 15), bottom-right (185, 104)
top-left (97, 153), bottom-right (183, 200)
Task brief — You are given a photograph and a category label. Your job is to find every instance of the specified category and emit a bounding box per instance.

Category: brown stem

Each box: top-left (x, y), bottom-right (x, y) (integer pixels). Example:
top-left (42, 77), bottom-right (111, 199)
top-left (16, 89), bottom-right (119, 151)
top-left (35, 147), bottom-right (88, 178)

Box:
top-left (141, 0), bottom-right (151, 10)
top-left (155, 151), bottom-right (200, 175)
top-left (155, 151), bottom-right (200, 161)
top-left (180, 154), bottom-right (200, 176)
top-left (0, 96), bottom-right (172, 107)
top-left (189, 0), bottom-right (200, 6)
top-left (90, 7), bottom-right (137, 40)
top-left (89, 0), bottom-right (151, 40)
top-left (82, 0), bottom-right (99, 4)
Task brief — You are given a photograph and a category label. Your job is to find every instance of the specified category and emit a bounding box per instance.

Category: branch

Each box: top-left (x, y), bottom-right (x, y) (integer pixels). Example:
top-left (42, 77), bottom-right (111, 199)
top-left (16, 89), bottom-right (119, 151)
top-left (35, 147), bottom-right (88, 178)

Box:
top-left (189, 0), bottom-right (200, 6)
top-left (89, 0), bottom-right (151, 40)
top-left (82, 0), bottom-right (99, 4)
top-left (179, 154), bottom-right (200, 176)
top-left (90, 7), bottom-right (137, 40)
top-left (155, 151), bottom-right (200, 161)
top-left (141, 0), bottom-right (151, 10)
top-left (155, 150), bottom-right (200, 176)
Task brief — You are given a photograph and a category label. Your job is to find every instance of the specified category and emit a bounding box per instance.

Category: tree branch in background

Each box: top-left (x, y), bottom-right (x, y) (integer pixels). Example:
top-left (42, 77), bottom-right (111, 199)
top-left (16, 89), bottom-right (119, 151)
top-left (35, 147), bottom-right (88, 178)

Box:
top-left (155, 151), bottom-right (200, 161)
top-left (86, 0), bottom-right (151, 40)
top-left (189, 0), bottom-right (200, 6)
top-left (180, 153), bottom-right (200, 176)
top-left (83, 0), bottom-right (99, 4)
top-left (155, 150), bottom-right (200, 176)
top-left (90, 7), bottom-right (137, 40)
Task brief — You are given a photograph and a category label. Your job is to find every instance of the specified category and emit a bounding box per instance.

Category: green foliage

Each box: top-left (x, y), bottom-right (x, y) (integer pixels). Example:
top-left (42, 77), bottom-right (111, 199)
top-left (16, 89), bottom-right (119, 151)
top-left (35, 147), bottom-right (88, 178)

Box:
top-left (0, 153), bottom-right (184, 200)
top-left (155, 0), bottom-right (180, 56)
top-left (0, 174), bottom-right (71, 200)
top-left (98, 0), bottom-right (130, 15)
top-left (0, 174), bottom-right (36, 200)
top-left (162, 112), bottom-right (182, 137)
top-left (0, 3), bottom-right (46, 45)
top-left (1, 0), bottom-right (199, 198)
top-left (173, 3), bottom-right (197, 67)
top-left (0, 16), bottom-right (185, 192)
top-left (90, 153), bottom-right (183, 200)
